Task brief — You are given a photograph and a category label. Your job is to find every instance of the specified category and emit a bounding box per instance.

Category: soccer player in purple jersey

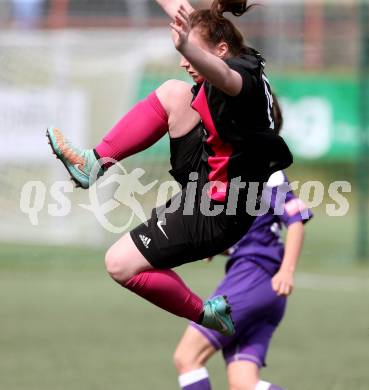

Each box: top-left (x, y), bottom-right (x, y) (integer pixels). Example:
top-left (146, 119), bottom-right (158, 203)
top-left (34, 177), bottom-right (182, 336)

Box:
top-left (173, 99), bottom-right (313, 390)
top-left (46, 0), bottom-right (293, 338)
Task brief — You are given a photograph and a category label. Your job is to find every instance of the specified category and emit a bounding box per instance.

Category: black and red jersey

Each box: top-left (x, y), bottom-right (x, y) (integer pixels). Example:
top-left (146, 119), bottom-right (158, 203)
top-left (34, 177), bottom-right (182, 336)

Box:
top-left (190, 49), bottom-right (293, 203)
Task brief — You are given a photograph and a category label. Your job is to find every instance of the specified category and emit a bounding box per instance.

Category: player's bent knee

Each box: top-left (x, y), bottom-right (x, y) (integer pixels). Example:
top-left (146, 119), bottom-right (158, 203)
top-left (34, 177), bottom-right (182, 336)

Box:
top-left (156, 80), bottom-right (191, 110)
top-left (104, 248), bottom-right (131, 283)
top-left (173, 346), bottom-right (200, 374)
top-left (157, 79), bottom-right (189, 95)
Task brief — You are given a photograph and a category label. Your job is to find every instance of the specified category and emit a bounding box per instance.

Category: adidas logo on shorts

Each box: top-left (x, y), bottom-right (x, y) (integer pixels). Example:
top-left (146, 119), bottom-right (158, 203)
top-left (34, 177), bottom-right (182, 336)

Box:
top-left (139, 234), bottom-right (151, 249)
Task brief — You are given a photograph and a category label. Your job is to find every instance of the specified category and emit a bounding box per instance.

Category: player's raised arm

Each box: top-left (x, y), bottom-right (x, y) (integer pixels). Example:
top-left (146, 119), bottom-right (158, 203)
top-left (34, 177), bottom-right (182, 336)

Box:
top-left (155, 0), bottom-right (194, 20)
top-left (170, 5), bottom-right (243, 96)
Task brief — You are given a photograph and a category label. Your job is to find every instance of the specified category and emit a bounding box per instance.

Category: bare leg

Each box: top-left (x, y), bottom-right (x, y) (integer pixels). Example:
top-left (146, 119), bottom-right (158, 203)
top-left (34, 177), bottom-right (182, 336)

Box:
top-left (105, 233), bottom-right (153, 283)
top-left (174, 326), bottom-right (216, 374)
top-left (227, 361), bottom-right (259, 390)
top-left (95, 79), bottom-right (200, 162)
top-left (47, 80), bottom-right (200, 189)
top-left (155, 79), bottom-right (200, 139)
top-left (174, 326), bottom-right (216, 389)
top-left (105, 234), bottom-right (204, 322)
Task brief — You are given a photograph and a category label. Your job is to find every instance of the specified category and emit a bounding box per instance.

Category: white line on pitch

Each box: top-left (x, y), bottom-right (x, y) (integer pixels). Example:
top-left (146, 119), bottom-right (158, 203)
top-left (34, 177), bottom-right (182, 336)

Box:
top-left (296, 272), bottom-right (369, 292)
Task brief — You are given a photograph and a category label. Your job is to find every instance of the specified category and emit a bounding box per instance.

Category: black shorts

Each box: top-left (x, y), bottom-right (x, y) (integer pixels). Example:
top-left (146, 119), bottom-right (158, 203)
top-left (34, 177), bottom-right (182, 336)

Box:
top-left (130, 191), bottom-right (255, 269)
top-left (130, 124), bottom-right (256, 269)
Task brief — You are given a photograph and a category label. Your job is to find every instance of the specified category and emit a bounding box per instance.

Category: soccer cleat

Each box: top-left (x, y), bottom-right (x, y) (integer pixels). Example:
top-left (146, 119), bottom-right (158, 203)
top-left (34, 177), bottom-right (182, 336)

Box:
top-left (201, 295), bottom-right (235, 337)
top-left (46, 127), bottom-right (104, 189)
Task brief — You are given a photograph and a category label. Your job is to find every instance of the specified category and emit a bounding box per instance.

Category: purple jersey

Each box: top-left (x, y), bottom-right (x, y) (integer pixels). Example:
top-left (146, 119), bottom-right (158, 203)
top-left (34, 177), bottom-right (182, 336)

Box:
top-left (227, 171), bottom-right (313, 275)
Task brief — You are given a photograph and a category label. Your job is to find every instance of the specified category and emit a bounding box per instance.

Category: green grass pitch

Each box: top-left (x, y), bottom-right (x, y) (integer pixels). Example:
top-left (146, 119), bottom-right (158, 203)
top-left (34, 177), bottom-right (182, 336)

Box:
top-left (1, 226), bottom-right (369, 390)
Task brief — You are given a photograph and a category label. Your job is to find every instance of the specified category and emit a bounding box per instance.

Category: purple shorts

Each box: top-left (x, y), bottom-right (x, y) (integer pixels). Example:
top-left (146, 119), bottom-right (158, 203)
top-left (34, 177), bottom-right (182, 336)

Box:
top-left (191, 260), bottom-right (286, 367)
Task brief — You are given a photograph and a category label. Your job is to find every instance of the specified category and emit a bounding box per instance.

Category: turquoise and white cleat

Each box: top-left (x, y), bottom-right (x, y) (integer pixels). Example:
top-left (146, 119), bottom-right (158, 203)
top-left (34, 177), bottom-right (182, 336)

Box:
top-left (46, 127), bottom-right (104, 189)
top-left (201, 295), bottom-right (235, 337)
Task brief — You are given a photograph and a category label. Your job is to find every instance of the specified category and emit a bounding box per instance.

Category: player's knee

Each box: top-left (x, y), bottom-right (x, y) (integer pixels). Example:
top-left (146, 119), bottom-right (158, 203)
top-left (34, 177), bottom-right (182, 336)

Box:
top-left (105, 248), bottom-right (130, 283)
top-left (156, 80), bottom-right (191, 109)
top-left (158, 79), bottom-right (188, 95)
top-left (173, 346), bottom-right (200, 374)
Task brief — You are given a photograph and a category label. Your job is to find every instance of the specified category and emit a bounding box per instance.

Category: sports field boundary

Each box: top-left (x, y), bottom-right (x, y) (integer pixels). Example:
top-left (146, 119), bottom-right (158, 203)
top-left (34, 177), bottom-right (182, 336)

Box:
top-left (296, 272), bottom-right (369, 292)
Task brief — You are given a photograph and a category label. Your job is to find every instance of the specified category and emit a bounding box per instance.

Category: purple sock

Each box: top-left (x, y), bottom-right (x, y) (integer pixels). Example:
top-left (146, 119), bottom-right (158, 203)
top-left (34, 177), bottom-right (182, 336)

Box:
top-left (178, 368), bottom-right (212, 390)
top-left (269, 386), bottom-right (284, 390)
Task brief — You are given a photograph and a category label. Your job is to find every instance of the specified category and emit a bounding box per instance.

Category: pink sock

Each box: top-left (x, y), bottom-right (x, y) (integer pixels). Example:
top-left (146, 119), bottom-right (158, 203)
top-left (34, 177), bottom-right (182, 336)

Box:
top-left (95, 91), bottom-right (168, 164)
top-left (125, 269), bottom-right (204, 322)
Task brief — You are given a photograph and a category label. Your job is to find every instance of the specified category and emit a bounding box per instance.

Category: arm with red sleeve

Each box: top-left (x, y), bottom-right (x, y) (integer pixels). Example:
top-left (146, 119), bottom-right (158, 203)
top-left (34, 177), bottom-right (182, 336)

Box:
top-left (270, 172), bottom-right (313, 296)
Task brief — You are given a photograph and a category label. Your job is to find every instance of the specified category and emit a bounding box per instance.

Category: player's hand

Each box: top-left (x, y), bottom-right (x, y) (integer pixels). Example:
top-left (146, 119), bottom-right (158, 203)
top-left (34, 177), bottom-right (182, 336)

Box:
top-left (205, 256), bottom-right (214, 263)
top-left (170, 5), bottom-right (190, 51)
top-left (272, 269), bottom-right (295, 296)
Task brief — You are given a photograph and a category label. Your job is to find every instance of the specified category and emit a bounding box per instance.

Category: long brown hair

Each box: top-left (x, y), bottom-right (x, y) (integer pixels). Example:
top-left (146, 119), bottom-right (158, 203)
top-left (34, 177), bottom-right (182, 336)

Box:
top-left (189, 0), bottom-right (253, 57)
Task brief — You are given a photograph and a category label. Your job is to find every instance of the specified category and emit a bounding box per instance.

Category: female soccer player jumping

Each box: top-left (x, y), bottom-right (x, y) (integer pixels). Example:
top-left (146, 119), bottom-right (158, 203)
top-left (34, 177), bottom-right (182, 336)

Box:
top-left (173, 100), bottom-right (313, 390)
top-left (46, 0), bottom-right (292, 337)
